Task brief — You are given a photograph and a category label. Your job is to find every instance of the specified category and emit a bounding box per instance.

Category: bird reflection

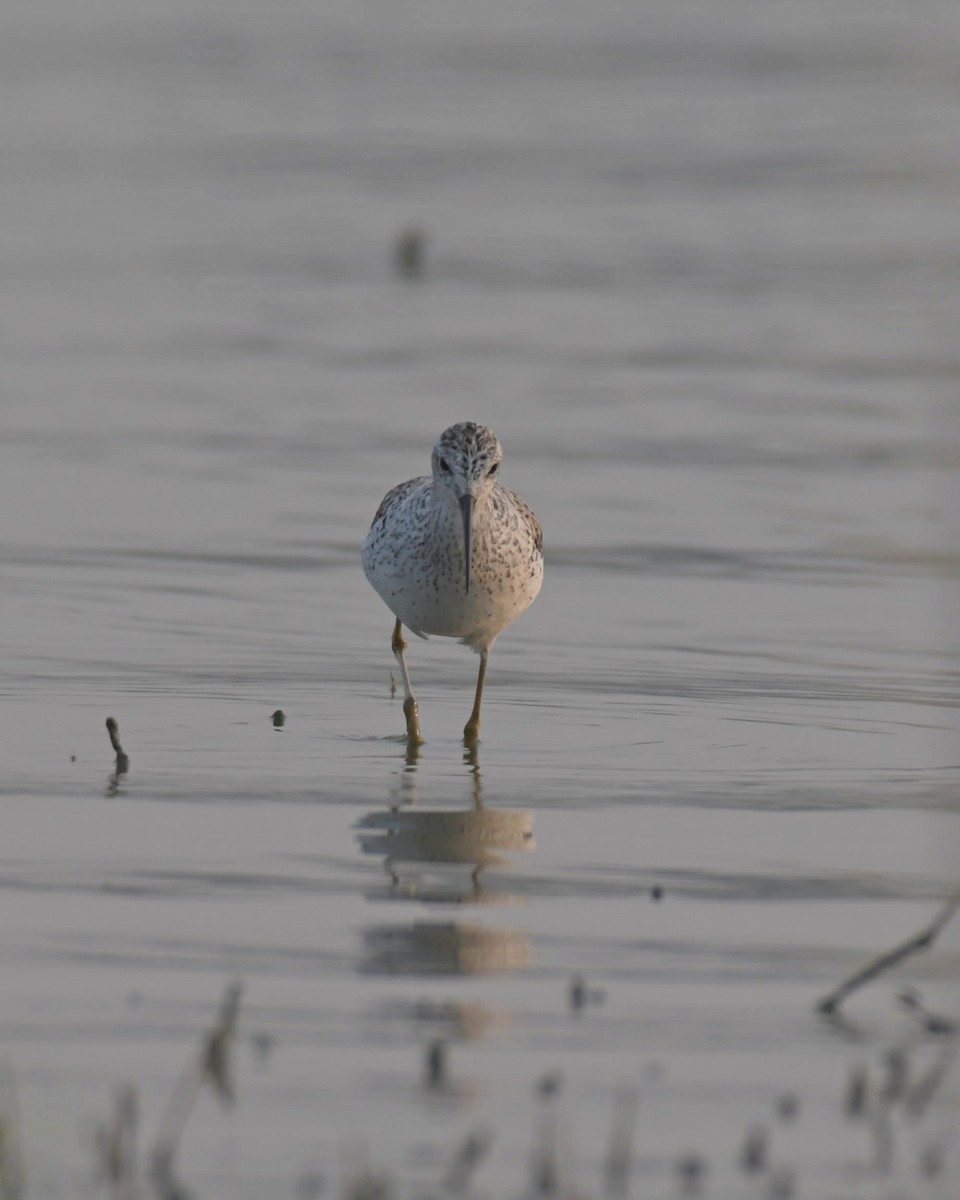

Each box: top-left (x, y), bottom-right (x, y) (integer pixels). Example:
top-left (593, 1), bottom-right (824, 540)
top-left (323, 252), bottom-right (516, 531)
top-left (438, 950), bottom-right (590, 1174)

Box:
top-left (356, 743), bottom-right (535, 976)
top-left (358, 744), bottom-right (535, 901)
top-left (360, 920), bottom-right (532, 976)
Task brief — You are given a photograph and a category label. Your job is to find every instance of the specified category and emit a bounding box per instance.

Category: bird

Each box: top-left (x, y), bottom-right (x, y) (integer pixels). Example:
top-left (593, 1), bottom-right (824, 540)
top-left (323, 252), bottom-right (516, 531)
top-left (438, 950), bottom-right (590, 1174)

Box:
top-left (362, 422), bottom-right (543, 744)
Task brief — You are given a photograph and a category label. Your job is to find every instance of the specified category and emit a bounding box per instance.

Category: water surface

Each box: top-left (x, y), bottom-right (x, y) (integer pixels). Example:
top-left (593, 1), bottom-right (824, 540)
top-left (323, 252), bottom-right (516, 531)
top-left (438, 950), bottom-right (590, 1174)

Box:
top-left (1, 1), bottom-right (958, 1196)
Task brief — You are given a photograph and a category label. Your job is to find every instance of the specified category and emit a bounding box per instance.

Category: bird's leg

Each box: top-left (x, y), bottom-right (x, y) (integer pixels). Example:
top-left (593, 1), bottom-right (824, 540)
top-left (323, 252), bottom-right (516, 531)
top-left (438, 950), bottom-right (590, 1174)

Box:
top-left (391, 619), bottom-right (424, 745)
top-left (463, 647), bottom-right (489, 743)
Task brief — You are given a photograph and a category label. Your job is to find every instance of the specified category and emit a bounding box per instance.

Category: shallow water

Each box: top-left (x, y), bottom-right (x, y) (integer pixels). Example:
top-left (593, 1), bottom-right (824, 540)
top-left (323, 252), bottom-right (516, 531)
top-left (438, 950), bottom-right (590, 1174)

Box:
top-left (1, 1), bottom-right (959, 1197)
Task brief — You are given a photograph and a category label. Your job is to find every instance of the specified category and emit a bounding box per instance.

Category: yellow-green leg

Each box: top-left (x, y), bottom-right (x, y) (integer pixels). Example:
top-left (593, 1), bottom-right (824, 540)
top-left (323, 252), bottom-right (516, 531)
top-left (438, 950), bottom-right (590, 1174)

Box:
top-left (463, 647), bottom-right (489, 743)
top-left (391, 619), bottom-right (424, 745)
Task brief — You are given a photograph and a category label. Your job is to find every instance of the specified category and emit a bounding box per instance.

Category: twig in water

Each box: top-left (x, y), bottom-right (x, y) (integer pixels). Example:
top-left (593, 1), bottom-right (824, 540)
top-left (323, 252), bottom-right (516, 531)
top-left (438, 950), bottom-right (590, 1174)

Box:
top-left (816, 897), bottom-right (959, 1016)
top-left (105, 717), bottom-right (130, 770)
top-left (602, 1082), bottom-right (640, 1197)
top-left (442, 1127), bottom-right (493, 1195)
top-left (879, 1047), bottom-right (909, 1104)
top-left (905, 1039), bottom-right (959, 1117)
top-left (897, 987), bottom-right (959, 1035)
top-left (675, 1153), bottom-right (706, 1195)
top-left (202, 980), bottom-right (242, 1105)
top-left (844, 1064), bottom-right (869, 1119)
top-left (149, 981), bottom-right (243, 1189)
top-left (843, 1059), bottom-right (897, 1175)
top-left (535, 1072), bottom-right (564, 1100)
top-left (530, 1073), bottom-right (564, 1197)
top-left (568, 975), bottom-right (606, 1015)
top-left (424, 1040), bottom-right (447, 1090)
top-left (93, 1083), bottom-right (138, 1200)
top-left (569, 975), bottom-right (586, 1013)
top-left (392, 227), bottom-right (428, 281)
top-left (738, 1125), bottom-right (768, 1175)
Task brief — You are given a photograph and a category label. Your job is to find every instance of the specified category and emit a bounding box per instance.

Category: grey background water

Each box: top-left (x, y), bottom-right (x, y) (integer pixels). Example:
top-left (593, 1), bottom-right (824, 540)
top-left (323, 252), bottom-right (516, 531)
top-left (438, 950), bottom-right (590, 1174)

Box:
top-left (1, 1), bottom-right (958, 1196)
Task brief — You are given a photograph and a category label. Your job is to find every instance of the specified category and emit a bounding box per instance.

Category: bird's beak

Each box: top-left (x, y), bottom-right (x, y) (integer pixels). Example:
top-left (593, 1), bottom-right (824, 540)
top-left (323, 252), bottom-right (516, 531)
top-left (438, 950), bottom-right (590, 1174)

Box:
top-left (459, 493), bottom-right (473, 593)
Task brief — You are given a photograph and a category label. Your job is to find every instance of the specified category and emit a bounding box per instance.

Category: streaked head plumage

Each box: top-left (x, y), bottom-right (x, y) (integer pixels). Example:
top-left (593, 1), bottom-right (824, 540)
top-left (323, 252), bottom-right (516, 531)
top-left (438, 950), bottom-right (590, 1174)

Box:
top-left (431, 422), bottom-right (503, 499)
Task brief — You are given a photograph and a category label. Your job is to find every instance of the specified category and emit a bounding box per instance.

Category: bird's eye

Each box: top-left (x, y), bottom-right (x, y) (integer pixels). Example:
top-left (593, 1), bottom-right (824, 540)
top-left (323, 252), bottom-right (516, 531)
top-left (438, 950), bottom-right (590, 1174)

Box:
top-left (487, 462), bottom-right (500, 476)
top-left (439, 458), bottom-right (451, 473)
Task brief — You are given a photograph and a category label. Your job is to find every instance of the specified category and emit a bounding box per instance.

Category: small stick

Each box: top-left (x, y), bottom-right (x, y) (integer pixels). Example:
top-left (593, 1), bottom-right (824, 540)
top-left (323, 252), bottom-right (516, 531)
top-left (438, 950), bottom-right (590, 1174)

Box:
top-left (603, 1083), bottom-right (640, 1196)
top-left (105, 717), bottom-right (130, 771)
top-left (905, 1040), bottom-right (959, 1117)
top-left (393, 226), bottom-right (428, 281)
top-left (149, 981), bottom-right (242, 1183)
top-left (568, 974), bottom-right (606, 1015)
top-left (898, 987), bottom-right (959, 1035)
top-left (675, 1153), bottom-right (706, 1195)
top-left (844, 1064), bottom-right (870, 1119)
top-left (879, 1047), bottom-right (909, 1104)
top-left (737, 1125), bottom-right (767, 1175)
top-left (530, 1074), bottom-right (563, 1197)
top-left (442, 1127), bottom-right (493, 1195)
top-left (202, 980), bottom-right (242, 1104)
top-left (93, 1084), bottom-right (137, 1200)
top-left (816, 897), bottom-right (959, 1015)
top-left (424, 1040), bottom-right (447, 1090)
top-left (569, 975), bottom-right (587, 1014)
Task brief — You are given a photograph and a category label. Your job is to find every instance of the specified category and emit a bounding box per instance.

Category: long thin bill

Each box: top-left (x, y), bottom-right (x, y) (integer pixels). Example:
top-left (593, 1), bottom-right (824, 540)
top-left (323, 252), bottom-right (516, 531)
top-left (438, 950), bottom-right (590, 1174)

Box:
top-left (459, 493), bottom-right (473, 593)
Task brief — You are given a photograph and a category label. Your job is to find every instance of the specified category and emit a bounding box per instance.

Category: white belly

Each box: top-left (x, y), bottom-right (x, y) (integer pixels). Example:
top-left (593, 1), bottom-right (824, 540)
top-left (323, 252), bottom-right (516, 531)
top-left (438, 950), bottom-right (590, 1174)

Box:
top-left (362, 506), bottom-right (542, 648)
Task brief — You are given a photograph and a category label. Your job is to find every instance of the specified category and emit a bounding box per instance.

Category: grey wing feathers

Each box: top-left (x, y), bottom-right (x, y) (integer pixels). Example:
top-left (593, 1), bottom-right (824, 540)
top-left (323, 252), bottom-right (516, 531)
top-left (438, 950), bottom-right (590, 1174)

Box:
top-left (529, 508), bottom-right (543, 555)
top-left (369, 477), bottom-right (423, 529)
top-left (504, 488), bottom-right (543, 556)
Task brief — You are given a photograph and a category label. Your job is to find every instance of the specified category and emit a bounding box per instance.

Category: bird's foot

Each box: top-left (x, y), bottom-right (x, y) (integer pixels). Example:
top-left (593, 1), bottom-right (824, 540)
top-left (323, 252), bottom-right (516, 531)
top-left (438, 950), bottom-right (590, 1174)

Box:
top-left (403, 696), bottom-right (424, 745)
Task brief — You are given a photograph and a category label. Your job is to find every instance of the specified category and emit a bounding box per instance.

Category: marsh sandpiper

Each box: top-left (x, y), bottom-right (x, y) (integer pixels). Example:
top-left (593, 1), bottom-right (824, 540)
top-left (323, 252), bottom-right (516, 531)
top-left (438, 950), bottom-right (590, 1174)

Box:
top-left (362, 422), bottom-right (543, 744)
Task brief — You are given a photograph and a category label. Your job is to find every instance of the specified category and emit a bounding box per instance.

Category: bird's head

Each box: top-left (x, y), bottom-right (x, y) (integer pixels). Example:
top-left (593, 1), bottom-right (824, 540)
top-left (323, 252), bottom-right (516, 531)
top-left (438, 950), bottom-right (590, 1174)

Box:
top-left (431, 422), bottom-right (503, 592)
